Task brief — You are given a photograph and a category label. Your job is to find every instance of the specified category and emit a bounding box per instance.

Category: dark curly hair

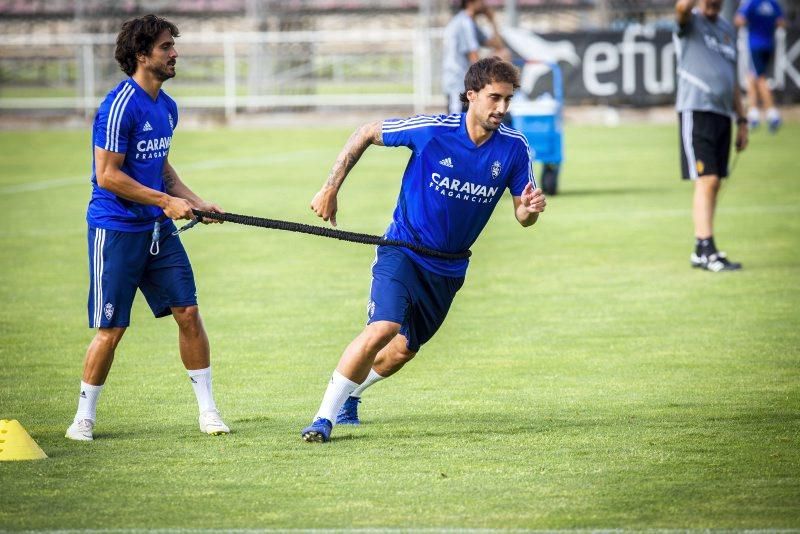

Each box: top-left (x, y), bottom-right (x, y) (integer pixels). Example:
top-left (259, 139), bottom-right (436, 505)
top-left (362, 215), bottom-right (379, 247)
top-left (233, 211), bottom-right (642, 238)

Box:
top-left (459, 57), bottom-right (520, 106)
top-left (114, 14), bottom-right (179, 76)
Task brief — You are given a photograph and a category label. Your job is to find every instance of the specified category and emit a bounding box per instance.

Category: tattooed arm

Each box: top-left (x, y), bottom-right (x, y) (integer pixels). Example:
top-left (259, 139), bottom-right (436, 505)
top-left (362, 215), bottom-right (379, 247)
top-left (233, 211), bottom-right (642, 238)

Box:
top-left (162, 158), bottom-right (224, 223)
top-left (93, 146), bottom-right (193, 220)
top-left (310, 120), bottom-right (384, 227)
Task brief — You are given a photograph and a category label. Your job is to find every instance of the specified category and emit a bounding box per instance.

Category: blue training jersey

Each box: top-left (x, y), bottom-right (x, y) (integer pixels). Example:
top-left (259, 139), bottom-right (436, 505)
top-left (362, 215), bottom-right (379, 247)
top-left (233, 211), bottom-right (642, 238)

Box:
top-left (381, 113), bottom-right (535, 278)
top-left (87, 78), bottom-right (178, 232)
top-left (738, 0), bottom-right (783, 50)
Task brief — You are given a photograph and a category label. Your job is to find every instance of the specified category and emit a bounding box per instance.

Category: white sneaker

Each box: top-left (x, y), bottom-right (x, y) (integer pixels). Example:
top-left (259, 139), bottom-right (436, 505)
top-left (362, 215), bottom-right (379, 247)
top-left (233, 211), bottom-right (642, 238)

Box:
top-left (66, 419), bottom-right (94, 441)
top-left (199, 409), bottom-right (230, 435)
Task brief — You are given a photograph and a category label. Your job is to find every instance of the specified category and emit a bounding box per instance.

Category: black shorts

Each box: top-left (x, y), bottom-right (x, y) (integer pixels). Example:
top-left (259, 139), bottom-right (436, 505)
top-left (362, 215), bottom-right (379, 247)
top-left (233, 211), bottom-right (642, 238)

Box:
top-left (679, 111), bottom-right (731, 180)
top-left (749, 48), bottom-right (774, 77)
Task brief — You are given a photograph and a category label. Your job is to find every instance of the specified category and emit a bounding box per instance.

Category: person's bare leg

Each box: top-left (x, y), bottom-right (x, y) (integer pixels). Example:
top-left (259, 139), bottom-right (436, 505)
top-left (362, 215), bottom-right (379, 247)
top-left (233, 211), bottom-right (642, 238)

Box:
top-left (372, 334), bottom-right (416, 378)
top-left (66, 327), bottom-right (126, 440)
top-left (693, 174), bottom-right (720, 240)
top-left (344, 333), bottom-right (417, 400)
top-left (758, 76), bottom-right (781, 130)
top-left (691, 174), bottom-right (740, 270)
top-left (306, 321), bottom-right (400, 433)
top-left (82, 327), bottom-right (126, 385)
top-left (757, 76), bottom-right (775, 110)
top-left (172, 305), bottom-right (210, 370)
top-left (746, 74), bottom-right (761, 126)
top-left (172, 305), bottom-right (228, 433)
top-left (335, 321), bottom-right (401, 383)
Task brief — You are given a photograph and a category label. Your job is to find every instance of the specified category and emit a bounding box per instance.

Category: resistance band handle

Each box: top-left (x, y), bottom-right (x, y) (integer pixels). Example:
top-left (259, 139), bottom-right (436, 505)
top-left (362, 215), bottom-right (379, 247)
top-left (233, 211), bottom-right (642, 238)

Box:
top-left (191, 209), bottom-right (471, 260)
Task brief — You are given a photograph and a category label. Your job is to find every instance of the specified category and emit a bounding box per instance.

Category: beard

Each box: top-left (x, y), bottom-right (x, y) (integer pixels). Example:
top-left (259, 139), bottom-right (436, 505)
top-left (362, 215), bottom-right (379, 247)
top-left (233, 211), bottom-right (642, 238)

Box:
top-left (480, 113), bottom-right (504, 131)
top-left (151, 63), bottom-right (176, 82)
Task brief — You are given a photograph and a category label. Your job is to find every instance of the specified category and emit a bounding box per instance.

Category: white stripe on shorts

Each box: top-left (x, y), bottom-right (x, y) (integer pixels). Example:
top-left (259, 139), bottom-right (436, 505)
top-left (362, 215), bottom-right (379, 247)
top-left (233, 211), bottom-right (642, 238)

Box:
top-left (682, 111), bottom-right (699, 180)
top-left (92, 229), bottom-right (105, 327)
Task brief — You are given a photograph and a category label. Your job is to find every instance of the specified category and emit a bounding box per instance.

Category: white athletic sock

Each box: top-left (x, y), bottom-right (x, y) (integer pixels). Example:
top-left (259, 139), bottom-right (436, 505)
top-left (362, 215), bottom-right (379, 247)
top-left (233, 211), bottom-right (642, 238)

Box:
top-left (747, 107), bottom-right (761, 122)
top-left (767, 107), bottom-right (780, 121)
top-left (351, 368), bottom-right (385, 398)
top-left (187, 367), bottom-right (217, 414)
top-left (74, 381), bottom-right (103, 422)
top-left (314, 370), bottom-right (359, 424)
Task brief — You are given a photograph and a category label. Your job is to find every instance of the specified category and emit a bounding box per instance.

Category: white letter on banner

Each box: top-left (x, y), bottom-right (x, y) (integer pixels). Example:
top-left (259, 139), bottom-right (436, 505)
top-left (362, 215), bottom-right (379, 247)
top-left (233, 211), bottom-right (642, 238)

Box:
top-left (775, 30), bottom-right (800, 90)
top-left (618, 25), bottom-right (663, 95)
top-left (583, 42), bottom-right (619, 96)
top-left (659, 40), bottom-right (675, 94)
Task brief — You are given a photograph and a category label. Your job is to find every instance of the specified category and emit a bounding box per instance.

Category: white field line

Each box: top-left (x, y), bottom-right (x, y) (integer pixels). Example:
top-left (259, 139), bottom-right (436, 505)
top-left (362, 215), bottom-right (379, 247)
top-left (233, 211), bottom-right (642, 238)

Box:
top-left (0, 148), bottom-right (332, 195)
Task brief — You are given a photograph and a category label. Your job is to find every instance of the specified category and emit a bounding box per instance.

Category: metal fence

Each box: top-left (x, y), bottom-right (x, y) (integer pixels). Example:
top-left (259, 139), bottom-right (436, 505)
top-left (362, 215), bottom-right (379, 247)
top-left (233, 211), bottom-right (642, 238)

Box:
top-left (0, 28), bottom-right (442, 118)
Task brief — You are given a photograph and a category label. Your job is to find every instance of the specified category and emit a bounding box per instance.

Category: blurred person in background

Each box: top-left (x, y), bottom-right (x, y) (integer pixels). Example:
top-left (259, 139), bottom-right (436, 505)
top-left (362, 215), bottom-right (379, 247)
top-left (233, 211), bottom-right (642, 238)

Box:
top-left (66, 14), bottom-right (229, 441)
top-left (442, 0), bottom-right (511, 114)
top-left (675, 0), bottom-right (749, 272)
top-left (735, 0), bottom-right (786, 131)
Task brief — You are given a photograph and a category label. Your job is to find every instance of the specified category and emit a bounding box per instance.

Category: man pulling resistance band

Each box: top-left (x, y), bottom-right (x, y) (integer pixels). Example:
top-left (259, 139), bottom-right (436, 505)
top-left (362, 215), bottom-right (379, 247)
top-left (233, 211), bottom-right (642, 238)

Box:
top-left (66, 14), bottom-right (229, 441)
top-left (301, 57), bottom-right (546, 443)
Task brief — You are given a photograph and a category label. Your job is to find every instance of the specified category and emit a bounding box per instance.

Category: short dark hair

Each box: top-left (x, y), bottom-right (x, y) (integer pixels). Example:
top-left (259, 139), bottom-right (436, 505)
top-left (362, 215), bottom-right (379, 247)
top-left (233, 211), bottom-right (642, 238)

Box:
top-left (459, 57), bottom-right (521, 106)
top-left (114, 14), bottom-right (179, 76)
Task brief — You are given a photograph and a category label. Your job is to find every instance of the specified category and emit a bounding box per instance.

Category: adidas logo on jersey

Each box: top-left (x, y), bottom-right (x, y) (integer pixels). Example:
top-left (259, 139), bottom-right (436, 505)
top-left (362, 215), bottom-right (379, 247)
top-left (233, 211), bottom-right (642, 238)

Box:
top-left (439, 157), bottom-right (454, 168)
top-left (142, 121), bottom-right (153, 132)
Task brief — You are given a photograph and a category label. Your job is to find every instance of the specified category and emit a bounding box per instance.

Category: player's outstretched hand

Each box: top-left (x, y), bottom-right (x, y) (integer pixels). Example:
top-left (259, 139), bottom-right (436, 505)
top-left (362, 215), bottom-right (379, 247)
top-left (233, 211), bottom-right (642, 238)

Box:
top-left (521, 182), bottom-right (546, 213)
top-left (194, 200), bottom-right (225, 224)
top-left (311, 185), bottom-right (339, 227)
top-left (163, 196), bottom-right (195, 221)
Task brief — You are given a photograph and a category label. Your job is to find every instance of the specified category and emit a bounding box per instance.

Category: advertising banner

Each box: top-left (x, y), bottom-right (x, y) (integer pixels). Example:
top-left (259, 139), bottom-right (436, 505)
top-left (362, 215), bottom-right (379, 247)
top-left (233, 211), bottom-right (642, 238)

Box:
top-left (503, 26), bottom-right (800, 106)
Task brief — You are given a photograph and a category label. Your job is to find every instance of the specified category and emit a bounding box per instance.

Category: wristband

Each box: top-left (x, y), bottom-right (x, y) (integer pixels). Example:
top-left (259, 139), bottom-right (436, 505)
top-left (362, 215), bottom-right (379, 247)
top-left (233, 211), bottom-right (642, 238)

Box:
top-left (736, 116), bottom-right (748, 126)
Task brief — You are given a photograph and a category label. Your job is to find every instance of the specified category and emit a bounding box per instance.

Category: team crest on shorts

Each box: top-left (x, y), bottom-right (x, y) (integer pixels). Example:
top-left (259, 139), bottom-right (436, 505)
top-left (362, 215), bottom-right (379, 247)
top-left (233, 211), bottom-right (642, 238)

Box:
top-left (696, 160), bottom-right (705, 175)
top-left (491, 160), bottom-right (501, 179)
top-left (367, 300), bottom-right (375, 319)
top-left (104, 303), bottom-right (114, 321)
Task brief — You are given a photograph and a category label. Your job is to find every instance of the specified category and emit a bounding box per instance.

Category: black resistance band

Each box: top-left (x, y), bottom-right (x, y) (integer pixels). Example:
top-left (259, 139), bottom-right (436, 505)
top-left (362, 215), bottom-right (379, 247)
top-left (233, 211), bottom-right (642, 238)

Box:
top-left (190, 209), bottom-right (472, 261)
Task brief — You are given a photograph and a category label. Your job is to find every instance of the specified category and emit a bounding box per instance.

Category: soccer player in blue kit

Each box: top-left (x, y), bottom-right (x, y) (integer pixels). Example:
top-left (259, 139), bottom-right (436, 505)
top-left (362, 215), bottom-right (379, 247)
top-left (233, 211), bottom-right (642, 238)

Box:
top-left (735, 0), bottom-right (786, 131)
top-left (66, 15), bottom-right (230, 441)
top-left (301, 57), bottom-right (547, 442)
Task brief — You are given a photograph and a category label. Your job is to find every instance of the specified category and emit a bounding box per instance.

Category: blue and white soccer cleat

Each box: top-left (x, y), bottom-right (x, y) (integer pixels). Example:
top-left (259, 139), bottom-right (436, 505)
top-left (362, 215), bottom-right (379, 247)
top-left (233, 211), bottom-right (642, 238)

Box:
top-left (301, 417), bottom-right (333, 443)
top-left (768, 116), bottom-right (782, 134)
top-left (336, 396), bottom-right (361, 425)
top-left (747, 109), bottom-right (760, 130)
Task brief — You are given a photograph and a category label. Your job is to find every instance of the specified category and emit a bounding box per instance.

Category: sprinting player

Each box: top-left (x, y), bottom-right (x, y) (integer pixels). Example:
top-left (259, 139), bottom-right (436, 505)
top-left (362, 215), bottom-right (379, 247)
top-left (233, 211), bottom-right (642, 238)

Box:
top-left (66, 14), bottom-right (230, 441)
top-left (675, 0), bottom-right (749, 272)
top-left (442, 0), bottom-right (510, 114)
top-left (301, 57), bottom-right (546, 442)
top-left (735, 0), bottom-right (785, 131)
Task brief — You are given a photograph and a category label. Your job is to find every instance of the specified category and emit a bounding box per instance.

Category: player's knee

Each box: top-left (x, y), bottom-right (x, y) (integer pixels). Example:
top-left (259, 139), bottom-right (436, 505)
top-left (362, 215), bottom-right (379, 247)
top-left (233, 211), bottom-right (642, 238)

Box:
top-left (172, 305), bottom-right (203, 333)
top-left (393, 344), bottom-right (416, 365)
top-left (95, 327), bottom-right (125, 348)
top-left (364, 321), bottom-right (401, 349)
top-left (696, 175), bottom-right (720, 191)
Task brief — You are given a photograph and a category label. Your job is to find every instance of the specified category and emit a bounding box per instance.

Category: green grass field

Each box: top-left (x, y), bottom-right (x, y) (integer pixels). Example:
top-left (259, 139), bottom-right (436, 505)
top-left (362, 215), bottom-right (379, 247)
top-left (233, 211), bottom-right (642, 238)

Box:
top-left (0, 122), bottom-right (798, 530)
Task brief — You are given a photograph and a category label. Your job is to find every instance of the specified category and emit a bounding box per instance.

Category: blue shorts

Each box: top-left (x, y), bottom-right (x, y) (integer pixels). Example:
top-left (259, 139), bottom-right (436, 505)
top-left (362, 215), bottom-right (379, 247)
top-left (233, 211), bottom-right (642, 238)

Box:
top-left (749, 48), bottom-right (773, 76)
top-left (367, 246), bottom-right (464, 352)
top-left (87, 223), bottom-right (197, 328)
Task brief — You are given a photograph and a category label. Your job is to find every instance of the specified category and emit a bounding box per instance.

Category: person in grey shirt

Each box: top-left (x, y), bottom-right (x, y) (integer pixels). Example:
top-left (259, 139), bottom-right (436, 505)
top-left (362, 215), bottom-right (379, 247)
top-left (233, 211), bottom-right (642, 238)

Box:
top-left (675, 0), bottom-right (749, 272)
top-left (442, 0), bottom-right (508, 114)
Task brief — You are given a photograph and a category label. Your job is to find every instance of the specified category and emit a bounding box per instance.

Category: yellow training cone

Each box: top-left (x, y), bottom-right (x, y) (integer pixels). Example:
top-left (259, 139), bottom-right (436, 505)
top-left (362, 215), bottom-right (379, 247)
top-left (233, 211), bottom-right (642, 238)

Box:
top-left (0, 419), bottom-right (48, 461)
